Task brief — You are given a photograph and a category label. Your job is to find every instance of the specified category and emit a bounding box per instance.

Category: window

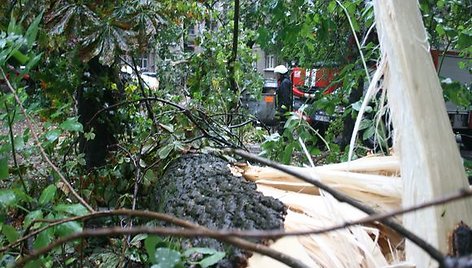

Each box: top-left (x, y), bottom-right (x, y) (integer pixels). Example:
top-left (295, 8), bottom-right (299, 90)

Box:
top-left (265, 54), bottom-right (275, 69)
top-left (138, 56), bottom-right (148, 71)
top-left (188, 25), bottom-right (196, 37)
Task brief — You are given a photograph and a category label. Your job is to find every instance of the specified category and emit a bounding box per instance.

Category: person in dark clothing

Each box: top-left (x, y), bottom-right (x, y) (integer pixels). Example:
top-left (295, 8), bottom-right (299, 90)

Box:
top-left (274, 65), bottom-right (293, 134)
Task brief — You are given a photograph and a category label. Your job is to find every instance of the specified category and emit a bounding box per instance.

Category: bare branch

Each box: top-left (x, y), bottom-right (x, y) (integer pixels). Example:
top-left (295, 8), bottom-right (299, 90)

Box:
top-left (14, 209), bottom-right (309, 268)
top-left (227, 0), bottom-right (240, 93)
top-left (8, 182), bottom-right (472, 257)
top-left (12, 182), bottom-right (472, 267)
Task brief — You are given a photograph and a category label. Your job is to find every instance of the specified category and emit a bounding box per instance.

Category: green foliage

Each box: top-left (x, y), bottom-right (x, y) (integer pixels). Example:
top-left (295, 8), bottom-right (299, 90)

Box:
top-left (261, 110), bottom-right (321, 165)
top-left (141, 235), bottom-right (225, 268)
top-left (152, 248), bottom-right (182, 268)
top-left (0, 0), bottom-right (469, 266)
top-left (184, 247), bottom-right (226, 268)
top-left (38, 184), bottom-right (57, 205)
top-left (420, 0), bottom-right (471, 91)
top-left (0, 156), bottom-right (8, 179)
top-left (442, 78), bottom-right (472, 107)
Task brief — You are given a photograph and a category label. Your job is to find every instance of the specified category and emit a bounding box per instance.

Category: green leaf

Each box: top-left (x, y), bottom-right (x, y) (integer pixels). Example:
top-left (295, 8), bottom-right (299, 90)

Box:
top-left (24, 210), bottom-right (43, 228)
top-left (436, 24), bottom-right (446, 37)
top-left (39, 185), bottom-right (57, 205)
top-left (199, 252), bottom-right (225, 268)
top-left (143, 169), bottom-right (155, 187)
top-left (25, 260), bottom-right (43, 268)
top-left (159, 123), bottom-right (174, 133)
top-left (0, 156), bottom-right (8, 180)
top-left (359, 119), bottom-right (372, 131)
top-left (33, 228), bottom-right (53, 249)
top-left (282, 143), bottom-right (294, 164)
top-left (14, 135), bottom-right (25, 150)
top-left (65, 257), bottom-right (76, 266)
top-left (24, 53), bottom-right (42, 73)
top-left (130, 233), bottom-right (148, 246)
top-left (351, 100), bottom-right (362, 111)
top-left (184, 247), bottom-right (225, 268)
top-left (45, 129), bottom-right (62, 142)
top-left (145, 236), bottom-right (163, 263)
top-left (10, 49), bottom-right (29, 65)
top-left (7, 14), bottom-right (18, 34)
top-left (2, 224), bottom-right (19, 243)
top-left (184, 247), bottom-right (218, 257)
top-left (0, 190), bottom-right (16, 206)
top-left (328, 1), bottom-right (337, 13)
top-left (60, 118), bottom-right (83, 132)
top-left (153, 248), bottom-right (181, 267)
top-left (0, 255), bottom-right (15, 267)
top-left (158, 144), bottom-right (174, 159)
top-left (25, 12), bottom-right (43, 48)
top-left (55, 221), bottom-right (82, 237)
top-left (362, 125), bottom-right (376, 141)
top-left (54, 204), bottom-right (88, 216)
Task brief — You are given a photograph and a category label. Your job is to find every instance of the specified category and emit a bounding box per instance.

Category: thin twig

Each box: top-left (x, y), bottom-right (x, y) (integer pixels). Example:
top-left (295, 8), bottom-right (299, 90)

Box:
top-left (437, 38), bottom-right (452, 75)
top-left (335, 0), bottom-right (371, 84)
top-left (197, 111), bottom-right (245, 148)
top-left (85, 97), bottom-right (236, 148)
top-left (228, 119), bottom-right (254, 129)
top-left (0, 68), bottom-right (94, 213)
top-left (4, 101), bottom-right (28, 193)
top-left (228, 148), bottom-right (446, 266)
top-left (129, 56), bottom-right (158, 133)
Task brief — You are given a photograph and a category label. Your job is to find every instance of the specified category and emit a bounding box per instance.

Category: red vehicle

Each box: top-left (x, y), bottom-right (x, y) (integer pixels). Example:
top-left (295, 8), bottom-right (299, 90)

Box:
top-left (291, 65), bottom-right (340, 97)
top-left (289, 64), bottom-right (341, 132)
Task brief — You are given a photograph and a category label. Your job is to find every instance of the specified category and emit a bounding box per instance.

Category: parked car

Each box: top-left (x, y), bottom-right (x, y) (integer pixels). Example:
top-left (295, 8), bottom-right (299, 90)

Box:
top-left (120, 66), bottom-right (159, 90)
top-left (140, 72), bottom-right (159, 90)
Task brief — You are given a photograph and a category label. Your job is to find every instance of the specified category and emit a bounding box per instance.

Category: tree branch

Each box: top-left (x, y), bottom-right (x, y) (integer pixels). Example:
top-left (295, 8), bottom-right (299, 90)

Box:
top-left (15, 209), bottom-right (309, 268)
top-left (12, 182), bottom-right (472, 267)
top-left (9, 183), bottom-right (472, 257)
top-left (85, 97), bottom-right (238, 148)
top-left (130, 56), bottom-right (158, 133)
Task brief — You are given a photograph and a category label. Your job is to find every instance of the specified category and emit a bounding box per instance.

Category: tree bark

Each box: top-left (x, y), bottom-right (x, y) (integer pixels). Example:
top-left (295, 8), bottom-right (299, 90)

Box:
top-left (228, 0), bottom-right (240, 93)
top-left (78, 57), bottom-right (120, 168)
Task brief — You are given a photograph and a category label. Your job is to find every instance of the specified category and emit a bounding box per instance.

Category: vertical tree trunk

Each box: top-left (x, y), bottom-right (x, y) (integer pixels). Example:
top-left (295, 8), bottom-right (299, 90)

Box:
top-left (373, 1), bottom-right (472, 267)
top-left (226, 0), bottom-right (240, 125)
top-left (78, 57), bottom-right (120, 168)
top-left (228, 0), bottom-right (240, 93)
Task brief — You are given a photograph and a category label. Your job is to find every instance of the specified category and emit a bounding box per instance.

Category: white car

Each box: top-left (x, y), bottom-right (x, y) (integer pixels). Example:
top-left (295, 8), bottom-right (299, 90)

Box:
top-left (140, 72), bottom-right (159, 90)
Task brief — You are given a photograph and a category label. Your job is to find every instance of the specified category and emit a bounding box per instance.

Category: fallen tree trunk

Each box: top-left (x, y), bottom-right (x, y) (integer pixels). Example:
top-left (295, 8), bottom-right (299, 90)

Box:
top-left (151, 153), bottom-right (287, 267)
top-left (371, 1), bottom-right (472, 266)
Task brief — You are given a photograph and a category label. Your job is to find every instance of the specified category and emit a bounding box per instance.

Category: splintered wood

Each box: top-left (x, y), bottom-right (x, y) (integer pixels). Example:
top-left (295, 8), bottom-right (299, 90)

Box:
top-left (372, 0), bottom-right (472, 267)
top-left (244, 155), bottom-right (409, 268)
top-left (241, 155), bottom-right (402, 212)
